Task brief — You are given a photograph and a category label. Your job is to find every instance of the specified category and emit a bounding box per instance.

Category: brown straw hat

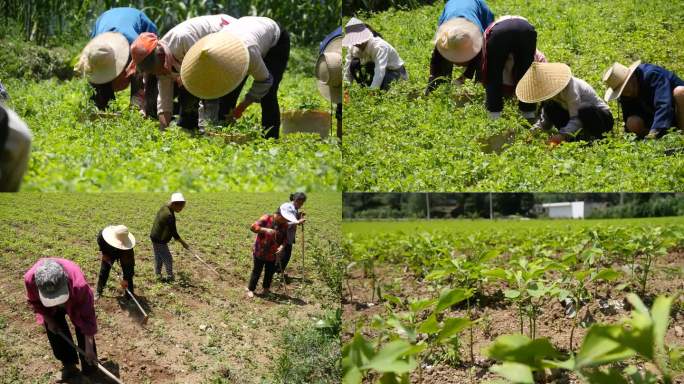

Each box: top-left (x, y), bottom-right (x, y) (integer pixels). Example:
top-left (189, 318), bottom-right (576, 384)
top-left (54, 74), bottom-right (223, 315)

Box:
top-left (316, 37), bottom-right (343, 104)
top-left (181, 31), bottom-right (249, 100)
top-left (76, 32), bottom-right (130, 84)
top-left (602, 60), bottom-right (641, 102)
top-left (434, 18), bottom-right (483, 64)
top-left (516, 62), bottom-right (573, 103)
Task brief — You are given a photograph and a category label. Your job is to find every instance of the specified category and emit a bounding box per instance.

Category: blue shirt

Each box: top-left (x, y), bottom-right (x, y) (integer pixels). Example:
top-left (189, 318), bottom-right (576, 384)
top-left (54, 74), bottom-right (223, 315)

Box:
top-left (438, 0), bottom-right (495, 31)
top-left (619, 64), bottom-right (684, 133)
top-left (91, 7), bottom-right (158, 44)
top-left (319, 27), bottom-right (343, 55)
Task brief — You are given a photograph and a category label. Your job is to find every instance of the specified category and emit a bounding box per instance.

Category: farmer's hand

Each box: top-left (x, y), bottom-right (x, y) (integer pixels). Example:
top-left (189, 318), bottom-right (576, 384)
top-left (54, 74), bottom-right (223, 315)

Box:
top-left (101, 253), bottom-right (112, 265)
top-left (343, 90), bottom-right (350, 104)
top-left (84, 336), bottom-right (97, 365)
top-left (298, 218), bottom-right (307, 225)
top-left (232, 101), bottom-right (251, 120)
top-left (548, 134), bottom-right (565, 146)
top-left (120, 279), bottom-right (129, 290)
top-left (645, 130), bottom-right (659, 140)
top-left (275, 245), bottom-right (285, 257)
top-left (159, 112), bottom-right (172, 130)
top-left (44, 316), bottom-right (59, 334)
top-left (181, 240), bottom-right (190, 250)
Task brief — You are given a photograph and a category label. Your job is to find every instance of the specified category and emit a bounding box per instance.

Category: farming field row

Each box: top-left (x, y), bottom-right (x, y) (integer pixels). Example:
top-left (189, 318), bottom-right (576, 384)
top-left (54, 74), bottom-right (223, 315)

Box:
top-left (343, 0), bottom-right (684, 191)
top-left (0, 192), bottom-right (342, 383)
top-left (4, 45), bottom-right (341, 192)
top-left (342, 218), bottom-right (684, 383)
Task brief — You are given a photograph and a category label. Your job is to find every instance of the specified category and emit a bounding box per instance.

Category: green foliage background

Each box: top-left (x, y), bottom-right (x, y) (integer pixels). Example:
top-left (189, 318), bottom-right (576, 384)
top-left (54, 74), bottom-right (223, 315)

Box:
top-left (343, 0), bottom-right (684, 191)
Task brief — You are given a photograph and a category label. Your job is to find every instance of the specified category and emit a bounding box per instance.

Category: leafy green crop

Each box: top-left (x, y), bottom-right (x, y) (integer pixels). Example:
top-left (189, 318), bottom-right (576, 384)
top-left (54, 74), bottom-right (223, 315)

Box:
top-left (343, 0), bottom-right (684, 191)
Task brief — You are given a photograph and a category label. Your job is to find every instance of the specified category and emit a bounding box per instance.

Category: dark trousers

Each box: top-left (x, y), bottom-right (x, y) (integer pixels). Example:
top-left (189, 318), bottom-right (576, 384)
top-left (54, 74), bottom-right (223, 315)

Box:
top-left (349, 59), bottom-right (405, 90)
top-left (276, 244), bottom-right (293, 273)
top-left (171, 84), bottom-right (201, 131)
top-left (220, 27), bottom-right (291, 139)
top-left (543, 101), bottom-right (615, 141)
top-left (485, 18), bottom-right (537, 113)
top-left (248, 256), bottom-right (276, 291)
top-left (45, 307), bottom-right (97, 373)
top-left (426, 47), bottom-right (454, 94)
top-left (96, 256), bottom-right (135, 295)
top-left (90, 73), bottom-right (158, 117)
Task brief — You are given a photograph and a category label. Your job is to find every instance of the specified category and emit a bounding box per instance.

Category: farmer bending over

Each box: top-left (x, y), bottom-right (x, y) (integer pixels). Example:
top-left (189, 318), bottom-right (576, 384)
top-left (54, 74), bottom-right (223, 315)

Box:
top-left (24, 258), bottom-right (98, 382)
top-left (181, 16), bottom-right (291, 139)
top-left (603, 61), bottom-right (684, 139)
top-left (128, 14), bottom-right (237, 133)
top-left (342, 18), bottom-right (408, 91)
top-left (95, 225), bottom-right (136, 300)
top-left (246, 209), bottom-right (289, 298)
top-left (317, 27), bottom-right (343, 139)
top-left (276, 192), bottom-right (308, 282)
top-left (75, 7), bottom-right (158, 116)
top-left (516, 63), bottom-right (614, 143)
top-left (150, 193), bottom-right (190, 281)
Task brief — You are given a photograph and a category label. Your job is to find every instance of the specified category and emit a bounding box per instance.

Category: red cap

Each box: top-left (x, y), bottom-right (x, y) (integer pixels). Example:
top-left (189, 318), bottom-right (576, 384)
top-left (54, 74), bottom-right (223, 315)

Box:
top-left (126, 32), bottom-right (159, 75)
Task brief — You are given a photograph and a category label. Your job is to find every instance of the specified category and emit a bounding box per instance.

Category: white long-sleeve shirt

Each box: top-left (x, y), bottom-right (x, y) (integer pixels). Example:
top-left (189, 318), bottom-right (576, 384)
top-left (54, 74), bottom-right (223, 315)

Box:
top-left (157, 14), bottom-right (236, 115)
top-left (538, 77), bottom-right (611, 135)
top-left (221, 17), bottom-right (281, 102)
top-left (343, 36), bottom-right (404, 89)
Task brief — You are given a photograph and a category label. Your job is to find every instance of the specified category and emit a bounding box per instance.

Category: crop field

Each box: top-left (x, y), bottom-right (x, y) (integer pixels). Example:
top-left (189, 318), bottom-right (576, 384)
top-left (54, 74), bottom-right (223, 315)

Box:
top-left (0, 192), bottom-right (342, 383)
top-left (4, 45), bottom-right (341, 192)
top-left (342, 218), bottom-right (684, 383)
top-left (342, 0), bottom-right (684, 191)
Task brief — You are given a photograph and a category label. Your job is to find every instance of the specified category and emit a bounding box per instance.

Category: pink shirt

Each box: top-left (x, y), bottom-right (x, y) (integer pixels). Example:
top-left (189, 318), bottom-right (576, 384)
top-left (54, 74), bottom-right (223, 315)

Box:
top-left (24, 258), bottom-right (98, 336)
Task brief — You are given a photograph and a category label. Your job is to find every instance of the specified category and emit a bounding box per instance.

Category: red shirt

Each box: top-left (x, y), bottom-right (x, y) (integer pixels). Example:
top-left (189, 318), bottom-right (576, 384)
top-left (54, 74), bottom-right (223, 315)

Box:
top-left (24, 258), bottom-right (98, 336)
top-left (251, 214), bottom-right (287, 262)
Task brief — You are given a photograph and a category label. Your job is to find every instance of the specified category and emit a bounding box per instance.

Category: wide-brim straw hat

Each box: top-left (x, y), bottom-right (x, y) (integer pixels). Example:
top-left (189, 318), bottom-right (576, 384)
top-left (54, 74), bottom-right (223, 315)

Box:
top-left (316, 37), bottom-right (343, 104)
top-left (434, 18), bottom-right (483, 64)
top-left (602, 60), bottom-right (641, 102)
top-left (76, 32), bottom-right (130, 84)
top-left (342, 17), bottom-right (373, 47)
top-left (102, 225), bottom-right (136, 250)
top-left (516, 62), bottom-right (573, 103)
top-left (181, 31), bottom-right (249, 100)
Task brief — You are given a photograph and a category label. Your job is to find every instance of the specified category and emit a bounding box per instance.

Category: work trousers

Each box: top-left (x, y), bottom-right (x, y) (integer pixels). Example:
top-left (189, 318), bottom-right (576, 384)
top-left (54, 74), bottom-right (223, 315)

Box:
top-left (44, 307), bottom-right (97, 374)
top-left (248, 256), bottom-right (276, 291)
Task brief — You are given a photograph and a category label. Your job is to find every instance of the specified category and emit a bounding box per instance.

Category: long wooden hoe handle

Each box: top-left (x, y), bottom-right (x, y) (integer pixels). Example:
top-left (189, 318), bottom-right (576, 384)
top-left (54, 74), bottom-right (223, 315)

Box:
top-left (56, 331), bottom-right (124, 384)
top-left (105, 260), bottom-right (148, 323)
top-left (190, 251), bottom-right (222, 278)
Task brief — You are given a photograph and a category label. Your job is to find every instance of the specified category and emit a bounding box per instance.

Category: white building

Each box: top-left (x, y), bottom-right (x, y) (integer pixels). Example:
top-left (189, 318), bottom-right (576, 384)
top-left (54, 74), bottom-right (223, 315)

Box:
top-left (542, 202), bottom-right (587, 219)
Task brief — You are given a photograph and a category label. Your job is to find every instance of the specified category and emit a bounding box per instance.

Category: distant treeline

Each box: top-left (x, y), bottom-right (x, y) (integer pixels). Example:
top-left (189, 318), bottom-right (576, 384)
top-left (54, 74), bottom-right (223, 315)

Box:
top-left (343, 193), bottom-right (684, 219)
top-left (0, 0), bottom-right (340, 45)
top-left (343, 0), bottom-right (437, 16)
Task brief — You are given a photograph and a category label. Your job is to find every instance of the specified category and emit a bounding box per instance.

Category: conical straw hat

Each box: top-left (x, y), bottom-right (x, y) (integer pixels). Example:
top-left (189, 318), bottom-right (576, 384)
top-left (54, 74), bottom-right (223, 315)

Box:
top-left (76, 32), bottom-right (130, 84)
top-left (434, 18), bottom-right (483, 64)
top-left (602, 60), bottom-right (641, 101)
top-left (516, 62), bottom-right (572, 103)
top-left (316, 37), bottom-right (343, 103)
top-left (181, 31), bottom-right (249, 100)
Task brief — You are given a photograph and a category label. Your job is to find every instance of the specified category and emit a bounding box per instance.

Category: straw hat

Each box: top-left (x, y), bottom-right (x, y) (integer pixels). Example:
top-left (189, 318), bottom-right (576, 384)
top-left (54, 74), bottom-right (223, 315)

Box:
top-left (181, 31), bottom-right (249, 100)
top-left (34, 259), bottom-right (70, 307)
top-left (316, 37), bottom-right (343, 104)
top-left (515, 62), bottom-right (572, 103)
top-left (102, 225), bottom-right (136, 250)
top-left (602, 60), bottom-right (641, 101)
top-left (76, 32), bottom-right (130, 84)
top-left (342, 17), bottom-right (373, 47)
top-left (434, 18), bottom-right (483, 64)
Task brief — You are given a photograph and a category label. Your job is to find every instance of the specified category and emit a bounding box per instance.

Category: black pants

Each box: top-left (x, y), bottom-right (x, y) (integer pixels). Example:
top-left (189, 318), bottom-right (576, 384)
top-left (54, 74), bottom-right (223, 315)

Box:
top-left (45, 307), bottom-right (97, 374)
top-left (220, 27), bottom-right (291, 139)
top-left (485, 18), bottom-right (537, 113)
top-left (90, 73), bottom-right (158, 117)
top-left (426, 47), bottom-right (455, 94)
top-left (275, 244), bottom-right (293, 273)
top-left (96, 256), bottom-right (135, 295)
top-left (349, 59), bottom-right (405, 90)
top-left (543, 101), bottom-right (615, 141)
top-left (248, 256), bottom-right (276, 291)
